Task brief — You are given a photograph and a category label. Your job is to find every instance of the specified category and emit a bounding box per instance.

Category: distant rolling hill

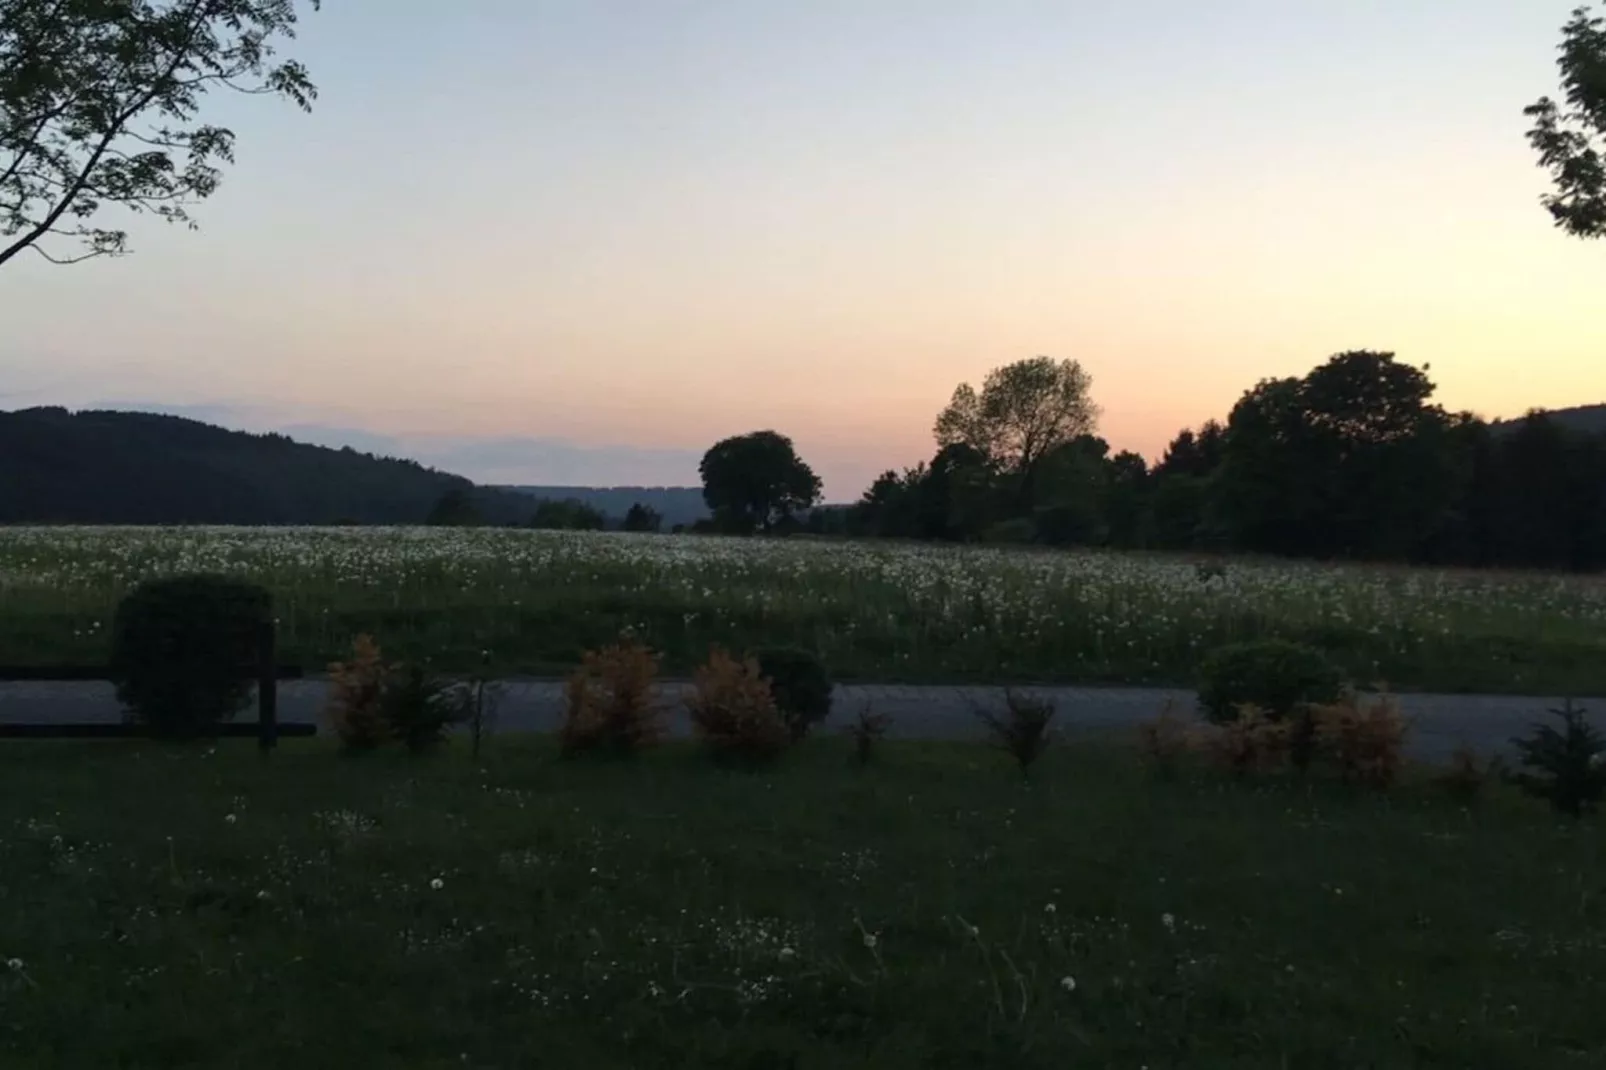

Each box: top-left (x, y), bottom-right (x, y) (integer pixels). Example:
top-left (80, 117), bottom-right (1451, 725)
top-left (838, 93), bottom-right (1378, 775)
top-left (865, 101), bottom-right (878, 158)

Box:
top-left (1493, 404), bottom-right (1606, 436)
top-left (1542, 404), bottom-right (1606, 436)
top-left (502, 486), bottom-right (709, 527)
top-left (0, 407), bottom-right (535, 525)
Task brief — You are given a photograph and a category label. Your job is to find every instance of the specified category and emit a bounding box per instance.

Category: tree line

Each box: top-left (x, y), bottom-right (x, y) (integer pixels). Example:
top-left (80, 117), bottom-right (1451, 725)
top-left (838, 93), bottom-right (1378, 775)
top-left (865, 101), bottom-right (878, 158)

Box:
top-left (692, 352), bottom-right (1606, 573)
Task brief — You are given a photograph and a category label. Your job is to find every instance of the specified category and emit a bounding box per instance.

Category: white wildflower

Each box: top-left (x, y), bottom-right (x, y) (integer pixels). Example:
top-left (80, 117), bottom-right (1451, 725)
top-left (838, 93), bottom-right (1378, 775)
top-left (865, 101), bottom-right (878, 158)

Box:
top-left (6, 958), bottom-right (22, 971)
top-left (224, 813), bottom-right (237, 825)
top-left (430, 877), bottom-right (445, 891)
top-left (862, 933), bottom-right (878, 950)
top-left (1161, 912), bottom-right (1176, 932)
top-left (1060, 975), bottom-right (1076, 993)
top-left (1044, 902), bottom-right (1057, 914)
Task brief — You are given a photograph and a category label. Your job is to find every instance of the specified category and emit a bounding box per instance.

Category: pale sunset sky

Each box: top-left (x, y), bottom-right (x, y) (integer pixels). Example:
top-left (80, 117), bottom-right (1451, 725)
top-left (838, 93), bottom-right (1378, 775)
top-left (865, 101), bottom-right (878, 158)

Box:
top-left (2, 0), bottom-right (1603, 498)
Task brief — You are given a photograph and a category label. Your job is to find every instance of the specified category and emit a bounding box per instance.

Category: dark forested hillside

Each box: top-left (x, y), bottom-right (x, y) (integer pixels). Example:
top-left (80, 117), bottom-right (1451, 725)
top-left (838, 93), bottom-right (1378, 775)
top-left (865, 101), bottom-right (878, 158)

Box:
top-left (1502, 404), bottom-right (1606, 437)
top-left (0, 408), bottom-right (534, 525)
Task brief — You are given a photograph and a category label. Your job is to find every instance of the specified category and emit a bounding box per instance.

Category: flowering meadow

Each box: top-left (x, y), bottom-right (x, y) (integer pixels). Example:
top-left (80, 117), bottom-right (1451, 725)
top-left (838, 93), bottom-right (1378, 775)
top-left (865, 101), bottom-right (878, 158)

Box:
top-left (0, 525), bottom-right (1602, 691)
top-left (2, 738), bottom-right (1601, 1066)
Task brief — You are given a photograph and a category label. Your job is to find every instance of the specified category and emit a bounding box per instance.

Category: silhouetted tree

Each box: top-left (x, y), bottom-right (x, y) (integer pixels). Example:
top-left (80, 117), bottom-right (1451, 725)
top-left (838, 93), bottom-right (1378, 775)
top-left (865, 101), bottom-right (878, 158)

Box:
top-left (1210, 377), bottom-right (1315, 555)
top-left (698, 431), bottom-right (822, 535)
top-left (1150, 473), bottom-right (1211, 550)
top-left (1154, 420), bottom-right (1226, 479)
top-left (622, 502), bottom-right (662, 533)
top-left (1525, 4), bottom-right (1606, 238)
top-left (0, 0), bottom-right (321, 269)
top-left (1214, 352), bottom-right (1458, 560)
top-left (1482, 413), bottom-right (1606, 570)
top-left (850, 468), bottom-right (918, 537)
top-left (1104, 449), bottom-right (1152, 547)
top-left (426, 487), bottom-right (482, 527)
top-left (934, 356), bottom-right (1099, 507)
top-left (914, 443), bottom-right (987, 540)
top-left (529, 498), bottom-right (607, 531)
top-left (1302, 351), bottom-right (1459, 559)
top-left (1030, 434), bottom-right (1112, 546)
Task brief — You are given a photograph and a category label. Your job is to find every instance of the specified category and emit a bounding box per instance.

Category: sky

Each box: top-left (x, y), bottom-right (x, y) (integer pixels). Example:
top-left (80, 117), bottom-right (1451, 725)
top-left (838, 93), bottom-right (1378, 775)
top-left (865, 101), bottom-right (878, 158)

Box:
top-left (2, 0), bottom-right (1604, 499)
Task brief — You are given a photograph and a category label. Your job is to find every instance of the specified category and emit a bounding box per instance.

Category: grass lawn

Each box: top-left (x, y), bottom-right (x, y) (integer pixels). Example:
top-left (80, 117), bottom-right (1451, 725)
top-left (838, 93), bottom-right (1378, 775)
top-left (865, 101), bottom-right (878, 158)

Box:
top-left (1, 736), bottom-right (1603, 1068)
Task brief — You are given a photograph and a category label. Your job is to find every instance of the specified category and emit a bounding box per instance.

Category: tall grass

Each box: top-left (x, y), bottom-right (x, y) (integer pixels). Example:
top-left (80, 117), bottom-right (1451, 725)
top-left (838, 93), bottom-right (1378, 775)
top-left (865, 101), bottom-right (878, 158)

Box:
top-left (0, 526), bottom-right (1602, 691)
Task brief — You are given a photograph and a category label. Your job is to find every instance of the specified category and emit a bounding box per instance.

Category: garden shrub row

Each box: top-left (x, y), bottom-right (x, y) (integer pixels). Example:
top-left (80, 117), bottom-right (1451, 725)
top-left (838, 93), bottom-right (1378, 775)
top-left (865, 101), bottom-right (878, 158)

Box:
top-left (1184, 636), bottom-right (1606, 815)
top-left (558, 638), bottom-right (830, 766)
top-left (99, 575), bottom-right (1606, 815)
top-left (103, 574), bottom-right (837, 760)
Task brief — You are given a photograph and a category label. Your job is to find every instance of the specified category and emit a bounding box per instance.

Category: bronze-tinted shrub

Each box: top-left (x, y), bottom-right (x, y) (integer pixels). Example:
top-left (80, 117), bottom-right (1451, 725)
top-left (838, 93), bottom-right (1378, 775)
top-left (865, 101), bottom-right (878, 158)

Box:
top-left (1138, 700), bottom-right (1198, 778)
top-left (325, 634), bottom-right (391, 750)
top-left (686, 647), bottom-right (790, 765)
top-left (561, 639), bottom-right (664, 757)
top-left (1199, 704), bottom-right (1290, 777)
top-left (1310, 692), bottom-right (1408, 789)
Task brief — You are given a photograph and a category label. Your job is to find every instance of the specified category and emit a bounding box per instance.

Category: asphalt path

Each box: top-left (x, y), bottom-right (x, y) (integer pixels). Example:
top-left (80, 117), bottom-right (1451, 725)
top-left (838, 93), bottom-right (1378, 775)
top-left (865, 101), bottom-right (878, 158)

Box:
top-left (3, 679), bottom-right (1601, 763)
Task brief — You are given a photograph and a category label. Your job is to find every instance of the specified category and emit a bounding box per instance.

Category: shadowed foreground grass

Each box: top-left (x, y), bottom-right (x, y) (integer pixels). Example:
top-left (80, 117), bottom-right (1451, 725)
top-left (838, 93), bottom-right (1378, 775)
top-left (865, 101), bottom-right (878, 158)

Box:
top-left (1, 737), bottom-right (1602, 1068)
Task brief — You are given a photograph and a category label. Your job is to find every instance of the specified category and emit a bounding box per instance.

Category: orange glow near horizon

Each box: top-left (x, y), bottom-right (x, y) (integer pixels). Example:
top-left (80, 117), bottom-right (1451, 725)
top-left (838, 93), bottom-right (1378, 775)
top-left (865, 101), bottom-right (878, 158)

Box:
top-left (1, 1), bottom-right (1602, 497)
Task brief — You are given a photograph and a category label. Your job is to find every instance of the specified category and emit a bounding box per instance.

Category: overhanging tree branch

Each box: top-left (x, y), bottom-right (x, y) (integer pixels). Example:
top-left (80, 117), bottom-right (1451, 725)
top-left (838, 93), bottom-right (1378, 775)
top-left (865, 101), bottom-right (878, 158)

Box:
top-left (1526, 4), bottom-right (1606, 238)
top-left (0, 0), bottom-right (319, 271)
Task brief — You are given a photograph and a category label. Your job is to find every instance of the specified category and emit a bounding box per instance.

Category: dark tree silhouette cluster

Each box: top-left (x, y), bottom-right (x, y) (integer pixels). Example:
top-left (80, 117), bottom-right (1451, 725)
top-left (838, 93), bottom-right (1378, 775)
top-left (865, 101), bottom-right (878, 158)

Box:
top-left (831, 351), bottom-right (1606, 572)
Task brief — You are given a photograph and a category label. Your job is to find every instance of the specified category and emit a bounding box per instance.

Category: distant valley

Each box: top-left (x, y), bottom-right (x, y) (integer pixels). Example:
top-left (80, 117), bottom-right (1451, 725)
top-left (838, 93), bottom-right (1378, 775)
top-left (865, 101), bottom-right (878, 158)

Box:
top-left (499, 486), bottom-right (708, 528)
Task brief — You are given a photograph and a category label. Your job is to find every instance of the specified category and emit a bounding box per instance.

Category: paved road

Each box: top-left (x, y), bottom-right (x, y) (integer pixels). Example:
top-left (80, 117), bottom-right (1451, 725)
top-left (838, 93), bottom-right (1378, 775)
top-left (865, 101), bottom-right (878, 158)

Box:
top-left (2, 679), bottom-right (1600, 762)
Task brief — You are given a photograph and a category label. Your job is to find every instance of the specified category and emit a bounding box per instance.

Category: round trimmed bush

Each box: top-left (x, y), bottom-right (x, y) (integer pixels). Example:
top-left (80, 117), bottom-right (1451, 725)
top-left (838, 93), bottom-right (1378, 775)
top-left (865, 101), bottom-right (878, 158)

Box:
top-left (1196, 639), bottom-right (1345, 725)
top-left (753, 647), bottom-right (833, 741)
top-left (110, 574), bottom-right (272, 739)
